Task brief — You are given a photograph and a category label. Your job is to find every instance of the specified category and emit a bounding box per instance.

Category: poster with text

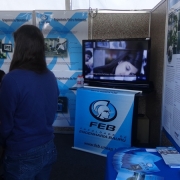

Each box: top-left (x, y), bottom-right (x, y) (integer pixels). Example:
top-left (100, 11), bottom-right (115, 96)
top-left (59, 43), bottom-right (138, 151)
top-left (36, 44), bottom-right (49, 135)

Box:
top-left (162, 0), bottom-right (180, 151)
top-left (35, 10), bottom-right (88, 131)
top-left (73, 88), bottom-right (139, 156)
top-left (0, 11), bottom-right (33, 73)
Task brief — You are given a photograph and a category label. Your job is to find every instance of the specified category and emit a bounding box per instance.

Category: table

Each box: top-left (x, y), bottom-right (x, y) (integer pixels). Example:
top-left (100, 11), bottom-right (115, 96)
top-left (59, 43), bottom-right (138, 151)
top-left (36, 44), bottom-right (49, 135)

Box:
top-left (105, 147), bottom-right (180, 180)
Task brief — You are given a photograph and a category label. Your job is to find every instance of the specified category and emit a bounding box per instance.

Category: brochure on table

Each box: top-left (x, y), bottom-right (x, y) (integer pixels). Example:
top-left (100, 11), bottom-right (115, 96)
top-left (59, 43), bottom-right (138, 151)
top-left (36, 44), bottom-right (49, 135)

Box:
top-left (0, 11), bottom-right (33, 73)
top-left (112, 148), bottom-right (164, 180)
top-left (73, 87), bottom-right (140, 156)
top-left (156, 147), bottom-right (180, 168)
top-left (35, 10), bottom-right (88, 130)
top-left (162, 0), bottom-right (180, 152)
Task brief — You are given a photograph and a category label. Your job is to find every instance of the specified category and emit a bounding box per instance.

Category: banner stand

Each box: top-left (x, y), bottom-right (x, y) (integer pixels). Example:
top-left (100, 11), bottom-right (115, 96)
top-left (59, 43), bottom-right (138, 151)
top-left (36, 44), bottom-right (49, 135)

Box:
top-left (73, 87), bottom-right (141, 156)
top-left (72, 146), bottom-right (107, 157)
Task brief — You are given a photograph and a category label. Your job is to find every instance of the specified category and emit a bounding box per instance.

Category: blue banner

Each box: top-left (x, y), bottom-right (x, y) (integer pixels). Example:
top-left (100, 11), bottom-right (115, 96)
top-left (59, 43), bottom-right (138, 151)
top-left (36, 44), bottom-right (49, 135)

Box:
top-left (73, 87), bottom-right (139, 156)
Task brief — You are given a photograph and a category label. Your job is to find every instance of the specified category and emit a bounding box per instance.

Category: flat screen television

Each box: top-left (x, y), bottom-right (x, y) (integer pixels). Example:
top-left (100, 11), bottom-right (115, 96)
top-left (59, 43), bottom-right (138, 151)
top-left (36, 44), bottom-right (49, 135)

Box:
top-left (82, 38), bottom-right (153, 91)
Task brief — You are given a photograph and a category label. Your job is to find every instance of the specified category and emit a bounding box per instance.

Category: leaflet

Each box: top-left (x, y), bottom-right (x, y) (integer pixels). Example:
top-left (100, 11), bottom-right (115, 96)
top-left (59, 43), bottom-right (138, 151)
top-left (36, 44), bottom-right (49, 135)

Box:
top-left (156, 147), bottom-right (180, 168)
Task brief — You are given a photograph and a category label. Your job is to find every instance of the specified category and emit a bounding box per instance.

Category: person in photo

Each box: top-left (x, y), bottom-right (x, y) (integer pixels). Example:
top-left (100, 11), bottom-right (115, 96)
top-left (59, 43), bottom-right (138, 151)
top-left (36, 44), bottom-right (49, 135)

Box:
top-left (85, 50), bottom-right (93, 75)
top-left (93, 50), bottom-right (143, 78)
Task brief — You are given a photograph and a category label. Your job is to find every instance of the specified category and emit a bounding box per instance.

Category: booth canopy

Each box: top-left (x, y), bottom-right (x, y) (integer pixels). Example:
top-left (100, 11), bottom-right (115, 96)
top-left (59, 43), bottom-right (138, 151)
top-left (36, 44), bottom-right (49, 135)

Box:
top-left (72, 0), bottom-right (163, 10)
top-left (0, 0), bottom-right (163, 11)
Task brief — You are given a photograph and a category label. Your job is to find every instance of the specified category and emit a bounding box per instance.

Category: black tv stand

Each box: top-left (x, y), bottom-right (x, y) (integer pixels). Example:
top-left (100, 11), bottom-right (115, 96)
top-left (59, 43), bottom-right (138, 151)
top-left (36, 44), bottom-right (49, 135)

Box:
top-left (86, 81), bottom-right (154, 93)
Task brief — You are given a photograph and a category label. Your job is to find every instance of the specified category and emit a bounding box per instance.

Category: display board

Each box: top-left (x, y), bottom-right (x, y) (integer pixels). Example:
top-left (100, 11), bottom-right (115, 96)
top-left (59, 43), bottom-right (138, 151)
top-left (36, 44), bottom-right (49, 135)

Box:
top-left (35, 10), bottom-right (89, 132)
top-left (73, 87), bottom-right (140, 156)
top-left (0, 11), bottom-right (33, 72)
top-left (0, 10), bottom-right (88, 133)
top-left (162, 0), bottom-right (180, 151)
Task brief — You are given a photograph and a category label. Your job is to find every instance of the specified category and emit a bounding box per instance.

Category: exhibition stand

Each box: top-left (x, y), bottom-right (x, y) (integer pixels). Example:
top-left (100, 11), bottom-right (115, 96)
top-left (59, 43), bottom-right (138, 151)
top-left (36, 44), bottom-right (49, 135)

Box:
top-left (105, 147), bottom-right (180, 180)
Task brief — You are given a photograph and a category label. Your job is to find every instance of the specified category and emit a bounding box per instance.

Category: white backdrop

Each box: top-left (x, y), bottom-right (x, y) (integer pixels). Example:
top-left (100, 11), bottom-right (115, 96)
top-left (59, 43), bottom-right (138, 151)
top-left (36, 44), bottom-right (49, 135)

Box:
top-left (0, 0), bottom-right (163, 11)
top-left (162, 0), bottom-right (180, 151)
top-left (0, 0), bottom-right (65, 10)
top-left (71, 0), bottom-right (163, 10)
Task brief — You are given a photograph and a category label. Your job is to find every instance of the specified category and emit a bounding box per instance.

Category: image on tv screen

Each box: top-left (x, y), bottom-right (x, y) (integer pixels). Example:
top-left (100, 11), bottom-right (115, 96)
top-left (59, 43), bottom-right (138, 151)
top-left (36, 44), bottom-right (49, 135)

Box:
top-left (83, 39), bottom-right (150, 82)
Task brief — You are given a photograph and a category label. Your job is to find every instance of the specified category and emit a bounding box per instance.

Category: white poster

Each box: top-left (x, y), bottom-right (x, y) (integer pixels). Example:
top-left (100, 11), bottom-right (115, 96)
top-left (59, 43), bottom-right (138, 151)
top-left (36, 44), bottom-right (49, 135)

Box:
top-left (35, 10), bottom-right (88, 130)
top-left (162, 0), bottom-right (180, 150)
top-left (0, 11), bottom-right (33, 73)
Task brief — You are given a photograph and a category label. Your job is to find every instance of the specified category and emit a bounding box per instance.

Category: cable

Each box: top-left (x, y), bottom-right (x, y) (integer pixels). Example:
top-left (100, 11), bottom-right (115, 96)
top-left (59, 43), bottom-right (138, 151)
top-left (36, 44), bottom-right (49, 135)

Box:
top-left (89, 7), bottom-right (98, 18)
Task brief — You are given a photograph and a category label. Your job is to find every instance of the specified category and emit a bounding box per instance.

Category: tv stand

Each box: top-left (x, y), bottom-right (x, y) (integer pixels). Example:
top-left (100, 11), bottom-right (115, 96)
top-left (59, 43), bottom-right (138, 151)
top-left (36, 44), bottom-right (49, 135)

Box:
top-left (87, 81), bottom-right (154, 93)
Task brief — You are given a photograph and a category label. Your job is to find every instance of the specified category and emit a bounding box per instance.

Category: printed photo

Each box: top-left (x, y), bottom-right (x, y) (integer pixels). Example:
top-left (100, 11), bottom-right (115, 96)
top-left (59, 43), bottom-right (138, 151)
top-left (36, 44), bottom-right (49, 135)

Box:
top-left (2, 44), bottom-right (13, 52)
top-left (0, 40), bottom-right (6, 59)
top-left (167, 11), bottom-right (178, 62)
top-left (57, 96), bottom-right (68, 113)
top-left (44, 38), bottom-right (68, 57)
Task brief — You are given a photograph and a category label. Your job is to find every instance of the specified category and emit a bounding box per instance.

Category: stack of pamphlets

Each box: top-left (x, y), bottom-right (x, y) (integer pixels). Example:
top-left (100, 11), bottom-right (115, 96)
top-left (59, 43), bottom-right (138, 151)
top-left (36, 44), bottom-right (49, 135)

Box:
top-left (113, 148), bottom-right (164, 179)
top-left (115, 171), bottom-right (164, 180)
top-left (156, 147), bottom-right (180, 168)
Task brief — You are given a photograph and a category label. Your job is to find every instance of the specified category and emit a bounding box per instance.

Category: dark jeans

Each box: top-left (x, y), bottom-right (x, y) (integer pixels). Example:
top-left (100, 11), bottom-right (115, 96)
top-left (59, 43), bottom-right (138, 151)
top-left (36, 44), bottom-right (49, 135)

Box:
top-left (3, 140), bottom-right (57, 180)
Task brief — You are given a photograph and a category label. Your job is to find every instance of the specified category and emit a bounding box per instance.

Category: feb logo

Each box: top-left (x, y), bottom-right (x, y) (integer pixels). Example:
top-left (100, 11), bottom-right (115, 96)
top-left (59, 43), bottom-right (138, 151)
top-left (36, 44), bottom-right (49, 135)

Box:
top-left (40, 14), bottom-right (48, 21)
top-left (174, 131), bottom-right (179, 140)
top-left (89, 100), bottom-right (117, 122)
top-left (39, 14), bottom-right (50, 25)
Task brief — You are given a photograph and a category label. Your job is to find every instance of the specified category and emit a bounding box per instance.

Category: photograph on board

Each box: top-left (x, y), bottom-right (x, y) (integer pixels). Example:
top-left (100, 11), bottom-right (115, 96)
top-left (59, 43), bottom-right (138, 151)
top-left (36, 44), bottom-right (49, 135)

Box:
top-left (44, 38), bottom-right (68, 57)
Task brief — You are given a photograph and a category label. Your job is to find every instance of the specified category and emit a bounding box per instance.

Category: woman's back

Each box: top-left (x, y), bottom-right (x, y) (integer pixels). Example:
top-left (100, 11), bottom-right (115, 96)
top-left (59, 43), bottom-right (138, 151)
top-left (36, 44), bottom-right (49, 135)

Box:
top-left (0, 69), bottom-right (59, 154)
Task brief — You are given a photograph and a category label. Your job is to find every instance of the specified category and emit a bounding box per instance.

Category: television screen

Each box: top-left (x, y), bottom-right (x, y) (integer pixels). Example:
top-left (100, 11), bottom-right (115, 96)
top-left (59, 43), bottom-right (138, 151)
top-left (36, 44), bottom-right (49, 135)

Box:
top-left (82, 38), bottom-right (151, 90)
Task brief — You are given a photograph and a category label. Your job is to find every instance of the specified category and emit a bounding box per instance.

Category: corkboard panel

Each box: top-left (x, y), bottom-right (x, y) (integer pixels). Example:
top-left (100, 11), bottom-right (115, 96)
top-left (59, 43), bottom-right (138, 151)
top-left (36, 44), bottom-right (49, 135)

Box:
top-left (161, 131), bottom-right (173, 146)
top-left (147, 1), bottom-right (167, 146)
top-left (90, 13), bottom-right (150, 39)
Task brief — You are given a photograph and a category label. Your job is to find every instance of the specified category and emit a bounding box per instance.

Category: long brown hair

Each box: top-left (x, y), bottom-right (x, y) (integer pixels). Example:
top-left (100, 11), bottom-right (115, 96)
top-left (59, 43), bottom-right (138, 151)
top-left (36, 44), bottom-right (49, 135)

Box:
top-left (9, 25), bottom-right (47, 73)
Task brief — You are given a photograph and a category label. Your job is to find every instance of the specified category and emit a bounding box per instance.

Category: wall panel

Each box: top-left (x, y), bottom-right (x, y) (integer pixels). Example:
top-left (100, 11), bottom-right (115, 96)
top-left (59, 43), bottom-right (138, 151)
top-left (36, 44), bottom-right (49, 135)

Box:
top-left (91, 12), bottom-right (150, 39)
top-left (148, 0), bottom-right (167, 146)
